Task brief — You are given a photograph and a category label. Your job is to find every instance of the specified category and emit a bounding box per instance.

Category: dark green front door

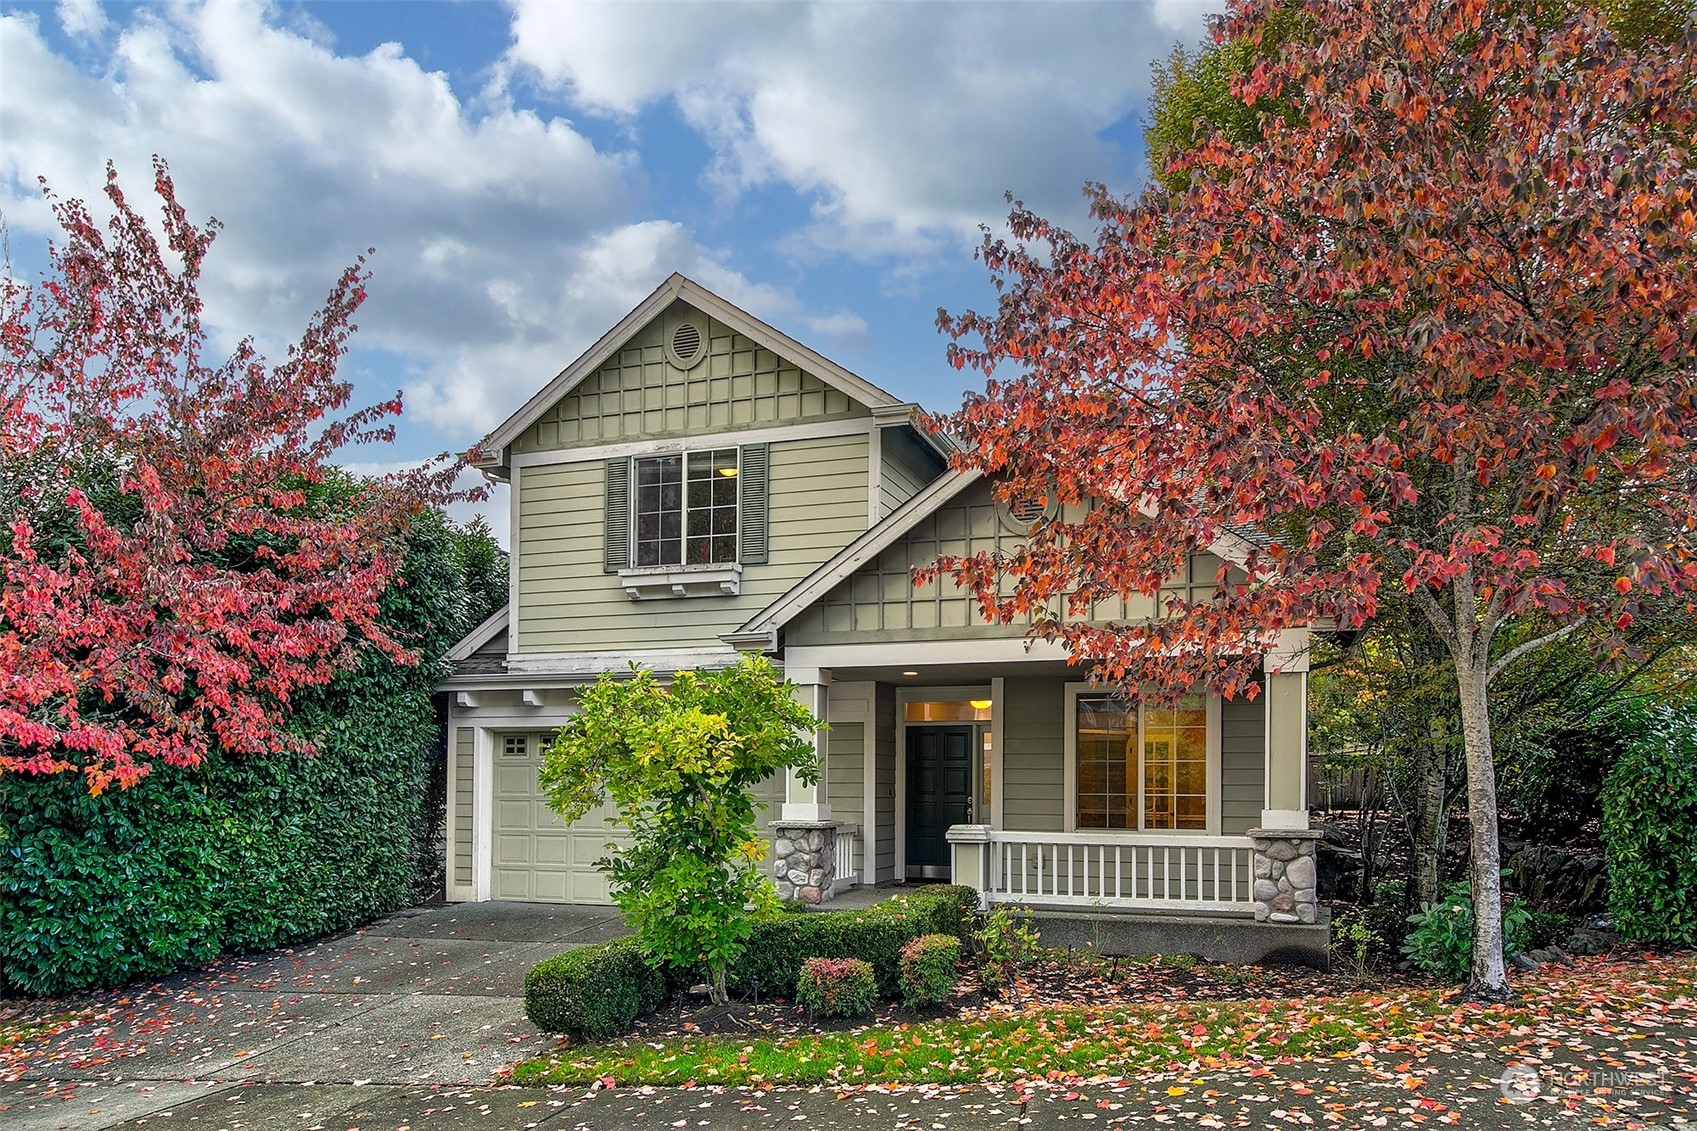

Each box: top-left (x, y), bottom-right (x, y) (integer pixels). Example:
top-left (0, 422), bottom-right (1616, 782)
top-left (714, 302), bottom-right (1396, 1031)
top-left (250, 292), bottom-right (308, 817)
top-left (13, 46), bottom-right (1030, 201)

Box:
top-left (907, 726), bottom-right (973, 879)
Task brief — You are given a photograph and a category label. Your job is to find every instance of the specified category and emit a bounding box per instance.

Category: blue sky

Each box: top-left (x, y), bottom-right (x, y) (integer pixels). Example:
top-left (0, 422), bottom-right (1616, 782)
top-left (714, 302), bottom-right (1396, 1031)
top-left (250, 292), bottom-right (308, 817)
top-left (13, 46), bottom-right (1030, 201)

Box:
top-left (1, 0), bottom-right (1216, 538)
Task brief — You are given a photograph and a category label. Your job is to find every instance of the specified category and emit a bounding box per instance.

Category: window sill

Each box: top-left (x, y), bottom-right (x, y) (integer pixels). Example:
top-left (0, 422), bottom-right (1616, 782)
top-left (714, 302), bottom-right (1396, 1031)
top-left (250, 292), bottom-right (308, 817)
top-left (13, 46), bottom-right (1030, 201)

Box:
top-left (619, 563), bottom-right (743, 600)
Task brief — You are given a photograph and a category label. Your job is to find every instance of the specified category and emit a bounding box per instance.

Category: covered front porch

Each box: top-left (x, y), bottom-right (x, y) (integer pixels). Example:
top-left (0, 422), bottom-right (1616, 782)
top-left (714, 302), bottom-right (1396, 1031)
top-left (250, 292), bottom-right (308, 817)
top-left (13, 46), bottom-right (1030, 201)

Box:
top-left (768, 633), bottom-right (1320, 932)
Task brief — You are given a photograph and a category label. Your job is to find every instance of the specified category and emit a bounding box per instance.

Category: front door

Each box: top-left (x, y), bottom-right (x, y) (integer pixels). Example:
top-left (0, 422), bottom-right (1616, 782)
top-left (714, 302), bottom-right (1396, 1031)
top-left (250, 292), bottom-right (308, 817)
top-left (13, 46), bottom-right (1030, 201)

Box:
top-left (907, 725), bottom-right (974, 879)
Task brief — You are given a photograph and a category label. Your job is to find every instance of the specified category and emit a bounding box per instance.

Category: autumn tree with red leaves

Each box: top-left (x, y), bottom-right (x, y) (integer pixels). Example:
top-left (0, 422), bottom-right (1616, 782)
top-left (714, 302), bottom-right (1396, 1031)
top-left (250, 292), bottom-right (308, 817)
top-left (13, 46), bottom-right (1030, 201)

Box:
top-left (1, 159), bottom-right (459, 796)
top-left (936, 0), bottom-right (1697, 999)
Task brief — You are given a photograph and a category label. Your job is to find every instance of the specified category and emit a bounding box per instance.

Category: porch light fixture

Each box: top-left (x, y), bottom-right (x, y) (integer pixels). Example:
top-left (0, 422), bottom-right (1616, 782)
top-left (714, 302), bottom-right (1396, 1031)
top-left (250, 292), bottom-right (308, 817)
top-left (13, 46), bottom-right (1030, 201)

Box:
top-left (969, 699), bottom-right (992, 710)
top-left (901, 670), bottom-right (919, 676)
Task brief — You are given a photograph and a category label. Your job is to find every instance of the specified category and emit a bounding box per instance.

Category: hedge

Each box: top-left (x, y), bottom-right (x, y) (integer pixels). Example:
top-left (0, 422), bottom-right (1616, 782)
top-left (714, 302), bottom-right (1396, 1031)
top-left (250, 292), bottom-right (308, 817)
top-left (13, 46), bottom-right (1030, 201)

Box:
top-left (524, 885), bottom-right (979, 1037)
top-left (1602, 705), bottom-right (1697, 947)
top-left (728, 885), bottom-right (977, 997)
top-left (0, 507), bottom-right (506, 997)
top-left (525, 937), bottom-right (672, 1038)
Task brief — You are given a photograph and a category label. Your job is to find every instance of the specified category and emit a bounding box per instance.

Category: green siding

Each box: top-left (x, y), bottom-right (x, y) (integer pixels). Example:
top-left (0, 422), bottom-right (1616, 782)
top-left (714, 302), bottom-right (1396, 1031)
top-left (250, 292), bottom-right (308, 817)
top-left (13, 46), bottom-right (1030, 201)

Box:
top-left (878, 428), bottom-right (946, 519)
top-left (452, 728), bottom-right (474, 889)
top-left (1002, 676), bottom-right (1067, 832)
top-left (512, 303), bottom-right (867, 454)
top-left (1220, 694), bottom-right (1265, 835)
top-left (875, 683), bottom-right (897, 882)
top-left (789, 478), bottom-right (1235, 646)
top-left (516, 434), bottom-right (869, 652)
top-left (827, 723), bottom-right (865, 830)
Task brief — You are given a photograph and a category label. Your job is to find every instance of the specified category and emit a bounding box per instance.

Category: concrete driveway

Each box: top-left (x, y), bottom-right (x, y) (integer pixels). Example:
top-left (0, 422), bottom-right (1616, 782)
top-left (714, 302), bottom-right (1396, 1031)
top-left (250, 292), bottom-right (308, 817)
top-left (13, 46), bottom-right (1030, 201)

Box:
top-left (1, 902), bottom-right (626, 1130)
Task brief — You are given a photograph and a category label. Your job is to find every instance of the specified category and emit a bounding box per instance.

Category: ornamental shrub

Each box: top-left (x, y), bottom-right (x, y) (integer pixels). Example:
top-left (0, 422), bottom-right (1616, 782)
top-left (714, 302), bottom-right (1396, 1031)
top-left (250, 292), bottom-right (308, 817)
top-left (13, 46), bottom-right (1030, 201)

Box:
top-left (1401, 877), bottom-right (1532, 982)
top-left (727, 884), bottom-right (976, 998)
top-left (796, 956), bottom-right (877, 1018)
top-left (525, 938), bottom-right (672, 1039)
top-left (1601, 706), bottom-right (1697, 947)
top-left (898, 933), bottom-right (962, 1006)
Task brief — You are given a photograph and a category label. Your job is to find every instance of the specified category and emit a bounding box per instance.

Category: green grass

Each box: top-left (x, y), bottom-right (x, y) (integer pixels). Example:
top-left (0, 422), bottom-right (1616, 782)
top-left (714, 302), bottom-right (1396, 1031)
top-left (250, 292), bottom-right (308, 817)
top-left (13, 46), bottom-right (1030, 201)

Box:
top-left (511, 994), bottom-right (1446, 1086)
top-left (510, 953), bottom-right (1697, 1088)
top-left (0, 1012), bottom-right (74, 1050)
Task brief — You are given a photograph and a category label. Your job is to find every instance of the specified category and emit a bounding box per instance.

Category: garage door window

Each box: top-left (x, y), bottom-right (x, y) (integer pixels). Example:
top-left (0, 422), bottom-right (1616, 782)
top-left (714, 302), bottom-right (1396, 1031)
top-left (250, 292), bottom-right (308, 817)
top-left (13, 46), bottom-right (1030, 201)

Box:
top-left (503, 735), bottom-right (529, 757)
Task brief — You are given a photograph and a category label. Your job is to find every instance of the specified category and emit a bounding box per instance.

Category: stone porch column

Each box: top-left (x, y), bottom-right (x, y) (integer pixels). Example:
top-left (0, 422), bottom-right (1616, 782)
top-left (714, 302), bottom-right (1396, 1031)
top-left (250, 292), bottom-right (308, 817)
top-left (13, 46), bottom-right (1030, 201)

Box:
top-left (1250, 827), bottom-right (1322, 923)
top-left (774, 672), bottom-right (835, 903)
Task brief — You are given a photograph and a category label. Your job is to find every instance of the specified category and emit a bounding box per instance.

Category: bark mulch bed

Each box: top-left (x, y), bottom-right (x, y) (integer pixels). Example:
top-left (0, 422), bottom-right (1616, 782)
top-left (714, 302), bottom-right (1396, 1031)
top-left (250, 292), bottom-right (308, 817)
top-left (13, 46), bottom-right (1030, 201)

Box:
top-left (622, 949), bottom-right (1421, 1044)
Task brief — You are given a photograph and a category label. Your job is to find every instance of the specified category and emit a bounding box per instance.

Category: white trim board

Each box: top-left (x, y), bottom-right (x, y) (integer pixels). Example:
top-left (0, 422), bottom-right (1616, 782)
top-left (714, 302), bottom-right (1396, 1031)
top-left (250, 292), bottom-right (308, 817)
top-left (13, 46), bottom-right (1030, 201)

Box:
top-left (508, 417), bottom-right (877, 470)
top-left (476, 274), bottom-right (915, 467)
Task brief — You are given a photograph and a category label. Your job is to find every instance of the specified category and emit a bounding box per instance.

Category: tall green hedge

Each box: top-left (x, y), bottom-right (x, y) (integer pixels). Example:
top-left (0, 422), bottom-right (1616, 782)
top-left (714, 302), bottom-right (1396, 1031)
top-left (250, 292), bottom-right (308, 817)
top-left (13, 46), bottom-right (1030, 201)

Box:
top-left (1601, 705), bottom-right (1697, 947)
top-left (0, 505), bottom-right (505, 996)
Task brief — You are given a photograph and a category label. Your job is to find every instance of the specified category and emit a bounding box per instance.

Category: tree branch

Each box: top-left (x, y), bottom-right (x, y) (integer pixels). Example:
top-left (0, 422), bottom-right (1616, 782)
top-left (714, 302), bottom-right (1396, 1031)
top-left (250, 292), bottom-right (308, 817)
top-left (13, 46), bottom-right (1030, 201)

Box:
top-left (1486, 620), bottom-right (1585, 687)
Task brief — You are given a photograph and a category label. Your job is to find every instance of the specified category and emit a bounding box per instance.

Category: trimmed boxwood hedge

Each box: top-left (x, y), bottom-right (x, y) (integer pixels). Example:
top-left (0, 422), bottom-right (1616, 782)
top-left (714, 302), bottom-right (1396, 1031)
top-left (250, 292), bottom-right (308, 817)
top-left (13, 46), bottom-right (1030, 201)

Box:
top-left (524, 885), bottom-right (978, 1038)
top-left (729, 885), bottom-right (977, 997)
top-left (525, 937), bottom-right (672, 1038)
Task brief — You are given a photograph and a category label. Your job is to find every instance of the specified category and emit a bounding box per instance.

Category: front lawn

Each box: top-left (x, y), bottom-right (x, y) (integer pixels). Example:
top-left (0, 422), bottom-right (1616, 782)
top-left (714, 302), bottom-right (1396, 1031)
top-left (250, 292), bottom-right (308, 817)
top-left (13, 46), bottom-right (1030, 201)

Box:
top-left (509, 951), bottom-right (1697, 1087)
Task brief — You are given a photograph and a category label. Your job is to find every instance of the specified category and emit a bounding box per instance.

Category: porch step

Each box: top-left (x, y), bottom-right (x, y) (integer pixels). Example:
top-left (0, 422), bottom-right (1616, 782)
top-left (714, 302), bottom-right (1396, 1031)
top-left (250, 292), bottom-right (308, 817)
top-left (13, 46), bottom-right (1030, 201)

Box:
top-left (1027, 906), bottom-right (1331, 972)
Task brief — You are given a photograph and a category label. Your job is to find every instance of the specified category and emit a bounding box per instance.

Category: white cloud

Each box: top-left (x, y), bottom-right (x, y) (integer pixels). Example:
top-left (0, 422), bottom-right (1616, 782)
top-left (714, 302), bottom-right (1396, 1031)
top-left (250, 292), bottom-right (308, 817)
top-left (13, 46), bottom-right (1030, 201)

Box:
top-left (56, 0), bottom-right (108, 40)
top-left (0, 2), bottom-right (807, 442)
top-left (507, 0), bottom-right (1219, 254)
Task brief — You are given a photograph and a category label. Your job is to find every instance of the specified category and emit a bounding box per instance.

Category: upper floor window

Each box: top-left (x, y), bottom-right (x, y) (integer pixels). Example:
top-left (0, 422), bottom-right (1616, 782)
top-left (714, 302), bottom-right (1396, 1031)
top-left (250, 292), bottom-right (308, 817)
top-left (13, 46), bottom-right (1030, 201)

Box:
top-left (634, 448), bottom-right (739, 566)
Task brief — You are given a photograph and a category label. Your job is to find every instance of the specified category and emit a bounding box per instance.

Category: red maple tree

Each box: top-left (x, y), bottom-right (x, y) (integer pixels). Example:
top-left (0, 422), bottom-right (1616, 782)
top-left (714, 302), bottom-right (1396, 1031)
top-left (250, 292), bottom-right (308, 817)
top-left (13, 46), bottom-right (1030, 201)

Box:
top-left (934, 0), bottom-right (1697, 997)
top-left (1, 159), bottom-right (462, 795)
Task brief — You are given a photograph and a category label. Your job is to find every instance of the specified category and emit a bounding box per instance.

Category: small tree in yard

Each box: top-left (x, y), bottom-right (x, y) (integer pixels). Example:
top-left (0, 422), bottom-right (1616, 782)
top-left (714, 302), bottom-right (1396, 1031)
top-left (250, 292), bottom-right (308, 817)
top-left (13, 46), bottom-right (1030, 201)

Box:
top-left (539, 657), bottom-right (821, 1004)
top-left (934, 0), bottom-right (1697, 1000)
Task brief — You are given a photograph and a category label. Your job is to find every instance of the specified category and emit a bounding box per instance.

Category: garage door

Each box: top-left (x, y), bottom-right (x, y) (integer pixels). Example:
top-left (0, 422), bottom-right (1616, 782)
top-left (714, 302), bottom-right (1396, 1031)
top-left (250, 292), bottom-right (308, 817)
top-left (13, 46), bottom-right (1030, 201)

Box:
top-left (492, 732), bottom-right (788, 904)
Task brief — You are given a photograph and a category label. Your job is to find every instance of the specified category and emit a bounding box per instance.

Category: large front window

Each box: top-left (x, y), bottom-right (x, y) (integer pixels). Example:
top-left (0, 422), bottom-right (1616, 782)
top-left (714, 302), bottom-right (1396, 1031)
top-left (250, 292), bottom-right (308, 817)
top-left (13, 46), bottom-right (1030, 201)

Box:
top-left (634, 449), bottom-right (738, 566)
top-left (1074, 692), bottom-right (1208, 831)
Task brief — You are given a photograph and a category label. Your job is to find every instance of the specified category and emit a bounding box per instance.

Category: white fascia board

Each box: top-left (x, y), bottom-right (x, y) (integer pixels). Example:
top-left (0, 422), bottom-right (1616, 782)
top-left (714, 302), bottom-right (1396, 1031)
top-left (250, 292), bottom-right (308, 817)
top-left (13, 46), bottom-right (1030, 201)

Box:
top-left (444, 604), bottom-right (510, 662)
top-left (505, 646), bottom-right (745, 677)
top-left (477, 274), bottom-right (909, 466)
top-left (734, 468), bottom-right (984, 637)
top-left (785, 638), bottom-right (1074, 670)
top-left (508, 417), bottom-right (874, 469)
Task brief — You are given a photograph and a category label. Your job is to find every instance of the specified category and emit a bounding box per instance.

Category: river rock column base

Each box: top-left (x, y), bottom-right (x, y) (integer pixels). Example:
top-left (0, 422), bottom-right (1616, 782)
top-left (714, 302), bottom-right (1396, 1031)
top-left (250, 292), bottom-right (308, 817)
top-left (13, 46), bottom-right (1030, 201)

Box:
top-left (772, 821), bottom-right (838, 905)
top-left (1249, 827), bottom-right (1322, 925)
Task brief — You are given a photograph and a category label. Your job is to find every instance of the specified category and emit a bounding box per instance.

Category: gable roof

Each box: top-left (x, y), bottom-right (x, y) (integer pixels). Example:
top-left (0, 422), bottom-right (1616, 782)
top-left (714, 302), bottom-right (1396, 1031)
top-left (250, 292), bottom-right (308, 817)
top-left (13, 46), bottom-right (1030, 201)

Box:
top-left (444, 603), bottom-right (509, 662)
top-left (474, 273), bottom-right (914, 469)
top-left (728, 471), bottom-right (1272, 645)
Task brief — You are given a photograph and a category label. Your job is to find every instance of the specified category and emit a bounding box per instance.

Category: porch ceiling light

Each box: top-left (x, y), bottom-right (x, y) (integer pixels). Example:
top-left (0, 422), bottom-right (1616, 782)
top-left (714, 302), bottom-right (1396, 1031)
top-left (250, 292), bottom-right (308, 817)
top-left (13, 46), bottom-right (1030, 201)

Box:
top-left (901, 670), bottom-right (919, 676)
top-left (969, 699), bottom-right (992, 709)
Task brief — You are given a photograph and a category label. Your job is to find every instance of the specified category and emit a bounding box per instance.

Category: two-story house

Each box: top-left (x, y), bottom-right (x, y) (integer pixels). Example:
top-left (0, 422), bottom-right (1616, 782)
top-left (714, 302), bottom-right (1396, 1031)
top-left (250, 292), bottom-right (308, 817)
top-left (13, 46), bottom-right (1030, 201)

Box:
top-left (440, 274), bottom-right (1325, 963)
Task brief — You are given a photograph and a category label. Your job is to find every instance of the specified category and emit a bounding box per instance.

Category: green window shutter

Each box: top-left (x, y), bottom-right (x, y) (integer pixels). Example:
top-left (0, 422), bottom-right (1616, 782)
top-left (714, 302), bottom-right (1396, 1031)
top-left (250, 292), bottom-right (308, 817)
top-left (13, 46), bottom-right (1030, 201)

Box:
top-left (738, 443), bottom-right (770, 565)
top-left (604, 457), bottom-right (631, 572)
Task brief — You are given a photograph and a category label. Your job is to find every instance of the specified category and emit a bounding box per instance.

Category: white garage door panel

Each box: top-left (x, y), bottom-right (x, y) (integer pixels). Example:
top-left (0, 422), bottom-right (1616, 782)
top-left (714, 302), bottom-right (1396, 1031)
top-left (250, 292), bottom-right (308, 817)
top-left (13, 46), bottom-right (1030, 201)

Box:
top-left (490, 729), bottom-right (791, 905)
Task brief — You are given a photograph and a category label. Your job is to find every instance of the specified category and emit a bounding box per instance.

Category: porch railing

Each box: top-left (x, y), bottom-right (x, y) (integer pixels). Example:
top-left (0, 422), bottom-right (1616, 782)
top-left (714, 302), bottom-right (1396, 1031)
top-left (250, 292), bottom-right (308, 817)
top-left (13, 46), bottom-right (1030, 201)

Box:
top-left (833, 823), bottom-right (860, 889)
top-left (981, 830), bottom-right (1255, 913)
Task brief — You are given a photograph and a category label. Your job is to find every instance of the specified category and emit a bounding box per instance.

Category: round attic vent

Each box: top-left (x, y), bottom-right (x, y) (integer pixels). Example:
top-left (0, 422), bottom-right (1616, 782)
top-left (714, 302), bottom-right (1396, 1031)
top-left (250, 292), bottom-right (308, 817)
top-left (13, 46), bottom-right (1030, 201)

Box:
top-left (667, 319), bottom-right (707, 369)
top-left (1009, 497), bottom-right (1047, 522)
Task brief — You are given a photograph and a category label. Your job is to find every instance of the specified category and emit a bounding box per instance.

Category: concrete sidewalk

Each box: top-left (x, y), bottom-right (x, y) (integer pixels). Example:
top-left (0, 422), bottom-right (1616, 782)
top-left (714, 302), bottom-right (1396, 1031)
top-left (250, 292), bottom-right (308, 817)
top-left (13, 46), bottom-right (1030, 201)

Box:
top-left (2, 901), bottom-right (625, 1130)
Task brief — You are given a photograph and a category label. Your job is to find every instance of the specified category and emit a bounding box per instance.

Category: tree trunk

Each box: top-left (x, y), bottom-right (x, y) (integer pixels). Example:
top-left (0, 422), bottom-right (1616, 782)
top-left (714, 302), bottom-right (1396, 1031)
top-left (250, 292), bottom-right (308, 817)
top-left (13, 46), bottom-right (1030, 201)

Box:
top-left (708, 961), bottom-right (729, 1006)
top-left (1410, 715), bottom-right (1451, 908)
top-left (1455, 656), bottom-right (1511, 1001)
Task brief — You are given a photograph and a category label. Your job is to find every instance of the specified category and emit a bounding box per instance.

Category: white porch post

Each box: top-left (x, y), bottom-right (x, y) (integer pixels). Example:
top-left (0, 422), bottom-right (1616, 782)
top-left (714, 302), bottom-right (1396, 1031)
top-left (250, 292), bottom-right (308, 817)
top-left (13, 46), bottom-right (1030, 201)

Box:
top-left (1261, 628), bottom-right (1311, 831)
top-left (782, 672), bottom-right (832, 822)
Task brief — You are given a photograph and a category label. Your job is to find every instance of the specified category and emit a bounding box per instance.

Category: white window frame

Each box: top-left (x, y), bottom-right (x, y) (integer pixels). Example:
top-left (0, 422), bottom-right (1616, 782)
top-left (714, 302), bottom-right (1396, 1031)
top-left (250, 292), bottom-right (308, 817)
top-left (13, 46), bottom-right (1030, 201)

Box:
top-left (631, 447), bottom-right (740, 568)
top-left (1062, 683), bottom-right (1221, 835)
